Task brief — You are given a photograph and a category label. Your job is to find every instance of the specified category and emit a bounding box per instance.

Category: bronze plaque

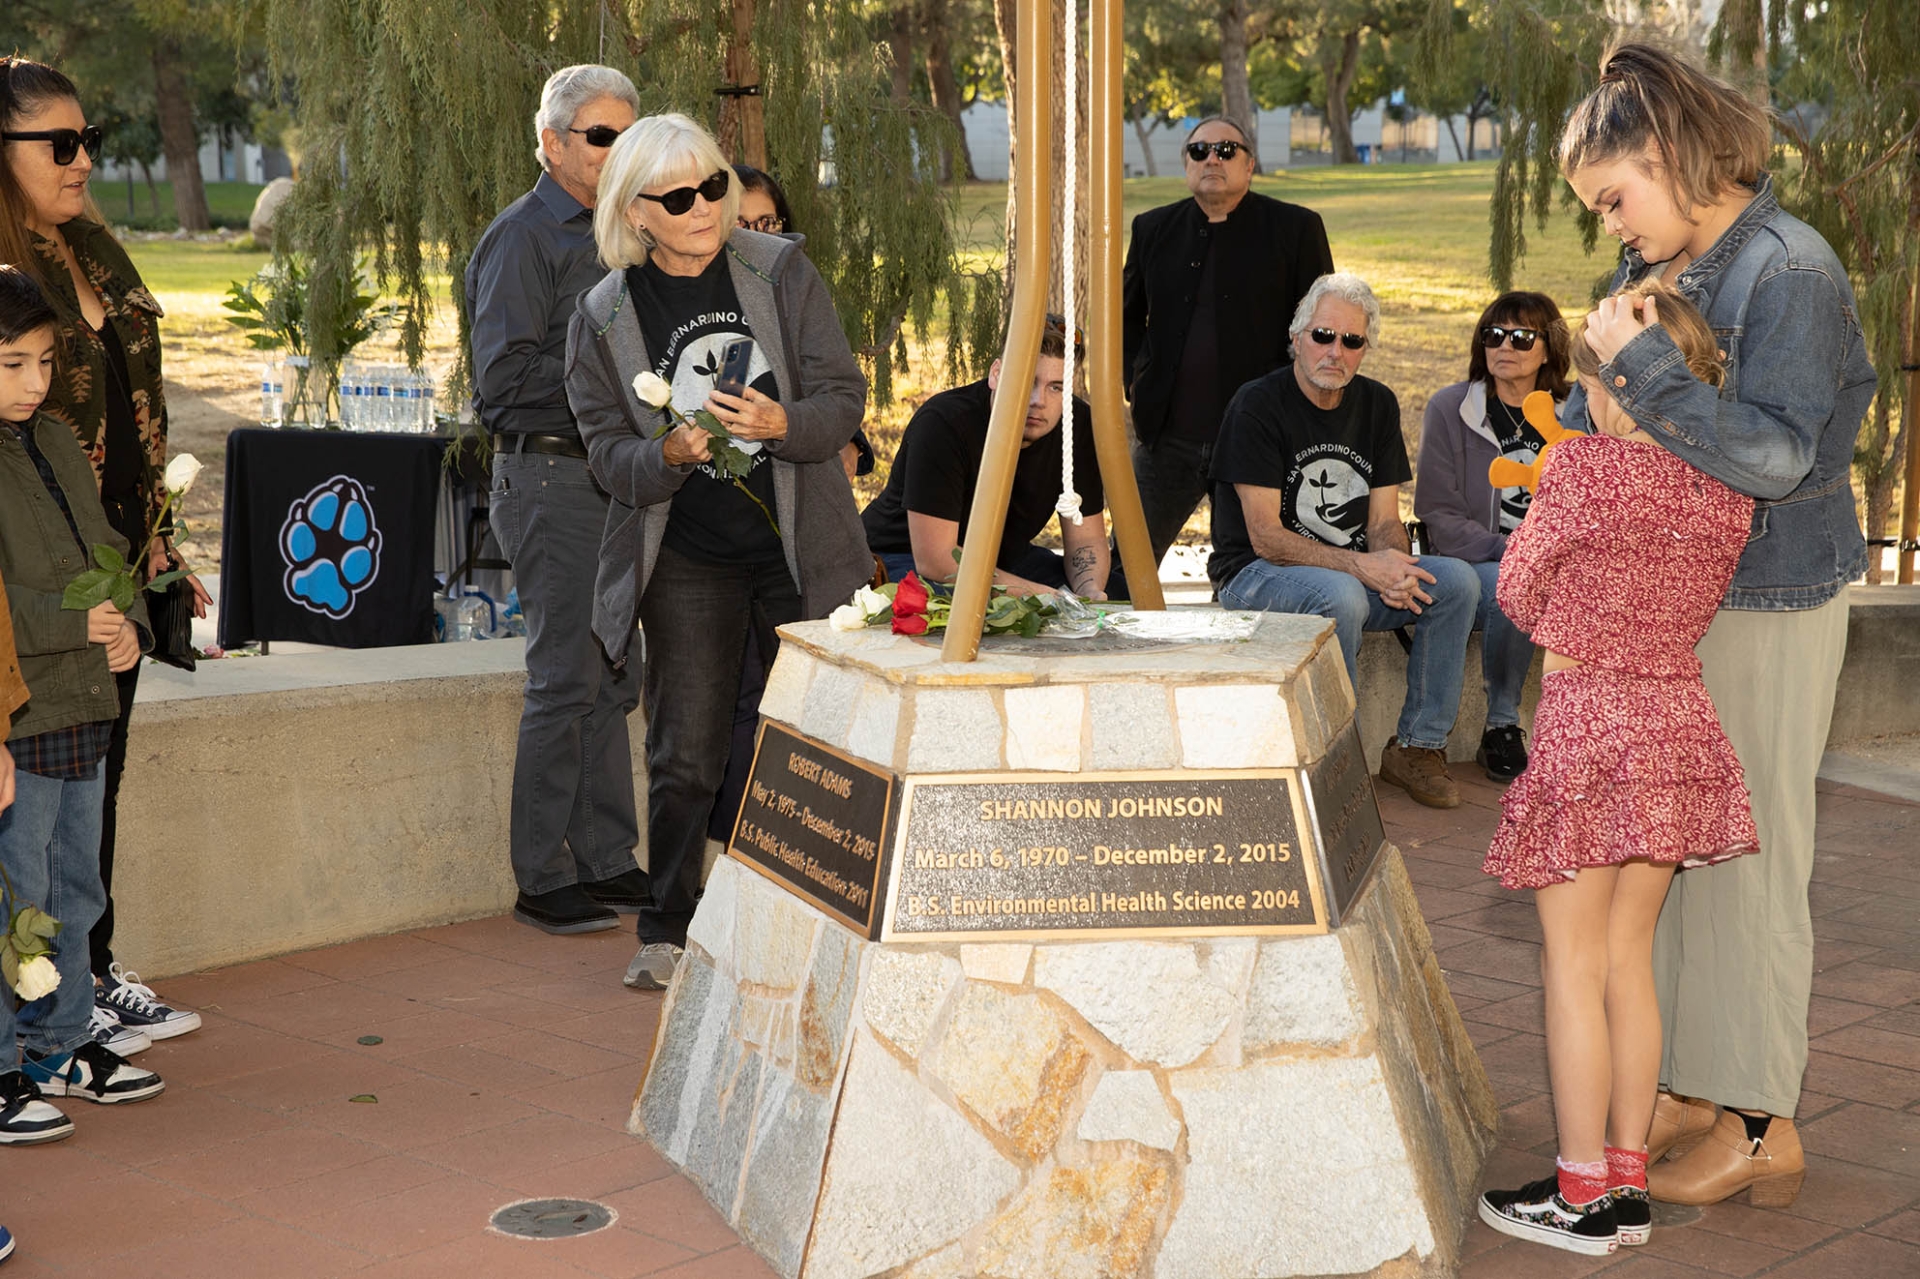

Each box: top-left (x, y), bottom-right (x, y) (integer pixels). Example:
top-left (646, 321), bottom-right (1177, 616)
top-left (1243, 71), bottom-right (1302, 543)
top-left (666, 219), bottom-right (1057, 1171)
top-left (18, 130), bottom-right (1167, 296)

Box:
top-left (1303, 721), bottom-right (1387, 924)
top-left (882, 771), bottom-right (1326, 940)
top-left (728, 722), bottom-right (897, 938)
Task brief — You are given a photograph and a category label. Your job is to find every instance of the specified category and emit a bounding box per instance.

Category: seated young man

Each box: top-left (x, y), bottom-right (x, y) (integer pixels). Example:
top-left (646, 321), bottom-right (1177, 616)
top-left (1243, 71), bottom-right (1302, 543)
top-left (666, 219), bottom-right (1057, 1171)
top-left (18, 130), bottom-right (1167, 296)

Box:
top-left (863, 316), bottom-right (1126, 600)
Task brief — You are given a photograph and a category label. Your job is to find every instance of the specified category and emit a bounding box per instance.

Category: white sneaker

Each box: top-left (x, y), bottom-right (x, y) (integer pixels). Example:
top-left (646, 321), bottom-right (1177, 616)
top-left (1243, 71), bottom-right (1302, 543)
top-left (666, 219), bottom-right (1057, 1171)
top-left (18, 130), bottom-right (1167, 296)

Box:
top-left (89, 1004), bottom-right (153, 1057)
top-left (97, 963), bottom-right (201, 1040)
top-left (623, 943), bottom-right (684, 991)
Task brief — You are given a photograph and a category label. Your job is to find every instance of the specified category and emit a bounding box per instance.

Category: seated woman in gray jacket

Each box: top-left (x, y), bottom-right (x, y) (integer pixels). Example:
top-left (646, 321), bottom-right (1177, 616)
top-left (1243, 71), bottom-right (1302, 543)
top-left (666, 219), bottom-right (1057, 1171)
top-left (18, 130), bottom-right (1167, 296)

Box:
top-left (565, 113), bottom-right (871, 990)
top-left (1413, 291), bottom-right (1570, 782)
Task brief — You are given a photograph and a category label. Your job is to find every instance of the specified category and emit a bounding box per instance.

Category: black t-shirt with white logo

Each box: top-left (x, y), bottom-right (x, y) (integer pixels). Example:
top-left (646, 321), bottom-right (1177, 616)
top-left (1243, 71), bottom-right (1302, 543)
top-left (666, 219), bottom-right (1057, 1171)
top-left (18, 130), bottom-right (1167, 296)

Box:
top-left (626, 254), bottom-right (784, 566)
top-left (1489, 394), bottom-right (1546, 533)
top-left (1207, 367), bottom-right (1410, 589)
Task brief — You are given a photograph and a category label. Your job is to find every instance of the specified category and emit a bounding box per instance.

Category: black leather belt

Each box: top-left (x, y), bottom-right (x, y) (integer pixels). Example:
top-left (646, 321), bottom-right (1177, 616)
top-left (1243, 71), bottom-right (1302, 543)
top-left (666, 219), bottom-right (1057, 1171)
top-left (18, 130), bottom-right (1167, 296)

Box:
top-left (493, 432), bottom-right (588, 460)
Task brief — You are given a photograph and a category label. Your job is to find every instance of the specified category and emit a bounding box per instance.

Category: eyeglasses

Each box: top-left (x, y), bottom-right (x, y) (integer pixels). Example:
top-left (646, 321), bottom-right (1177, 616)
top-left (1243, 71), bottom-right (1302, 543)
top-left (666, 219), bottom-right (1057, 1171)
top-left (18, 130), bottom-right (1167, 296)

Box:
top-left (1185, 139), bottom-right (1245, 163)
top-left (568, 125), bottom-right (623, 148)
top-left (2, 125), bottom-right (104, 167)
top-left (1308, 327), bottom-right (1368, 351)
top-left (737, 214), bottom-right (785, 233)
top-left (1480, 324), bottom-right (1541, 352)
top-left (634, 169), bottom-right (730, 216)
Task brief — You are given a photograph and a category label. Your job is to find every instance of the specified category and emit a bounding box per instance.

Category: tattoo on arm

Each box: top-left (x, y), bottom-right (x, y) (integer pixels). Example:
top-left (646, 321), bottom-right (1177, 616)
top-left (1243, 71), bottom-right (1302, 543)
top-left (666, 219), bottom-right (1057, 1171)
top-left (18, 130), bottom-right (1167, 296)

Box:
top-left (1068, 546), bottom-right (1100, 594)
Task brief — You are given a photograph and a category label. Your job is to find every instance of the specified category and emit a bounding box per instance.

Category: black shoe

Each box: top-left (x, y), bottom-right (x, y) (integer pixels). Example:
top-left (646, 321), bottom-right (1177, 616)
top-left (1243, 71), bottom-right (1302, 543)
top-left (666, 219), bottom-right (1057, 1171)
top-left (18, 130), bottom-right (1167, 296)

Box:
top-left (1612, 1185), bottom-right (1651, 1246)
top-left (1478, 1175), bottom-right (1618, 1255)
top-left (581, 867), bottom-right (653, 913)
top-left (513, 884), bottom-right (619, 935)
top-left (1477, 724), bottom-right (1529, 782)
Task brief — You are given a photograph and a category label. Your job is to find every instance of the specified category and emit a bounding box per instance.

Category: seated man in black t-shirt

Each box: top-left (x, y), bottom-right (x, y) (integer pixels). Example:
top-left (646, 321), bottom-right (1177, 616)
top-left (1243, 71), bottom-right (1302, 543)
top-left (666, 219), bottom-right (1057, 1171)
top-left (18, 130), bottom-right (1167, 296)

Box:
top-left (863, 316), bottom-right (1126, 599)
top-left (1208, 273), bottom-right (1478, 810)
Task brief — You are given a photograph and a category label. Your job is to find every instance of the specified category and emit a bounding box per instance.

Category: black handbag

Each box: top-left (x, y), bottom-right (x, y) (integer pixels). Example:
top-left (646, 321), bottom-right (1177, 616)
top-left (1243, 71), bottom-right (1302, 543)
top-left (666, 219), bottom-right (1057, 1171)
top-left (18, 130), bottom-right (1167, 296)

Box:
top-left (144, 570), bottom-right (197, 672)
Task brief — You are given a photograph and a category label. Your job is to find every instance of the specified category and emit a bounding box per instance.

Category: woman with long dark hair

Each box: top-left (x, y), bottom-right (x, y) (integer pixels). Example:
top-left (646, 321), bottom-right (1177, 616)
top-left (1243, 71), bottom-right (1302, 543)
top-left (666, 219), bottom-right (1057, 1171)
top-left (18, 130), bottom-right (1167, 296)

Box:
top-left (2, 56), bottom-right (206, 1045)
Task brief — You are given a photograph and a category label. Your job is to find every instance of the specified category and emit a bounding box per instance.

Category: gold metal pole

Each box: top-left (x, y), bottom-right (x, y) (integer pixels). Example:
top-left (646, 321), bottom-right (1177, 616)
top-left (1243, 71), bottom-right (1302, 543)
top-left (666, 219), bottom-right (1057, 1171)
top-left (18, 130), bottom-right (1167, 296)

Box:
top-left (1899, 264), bottom-right (1918, 584)
top-left (1088, 0), bottom-right (1162, 608)
top-left (942, 0), bottom-right (1052, 661)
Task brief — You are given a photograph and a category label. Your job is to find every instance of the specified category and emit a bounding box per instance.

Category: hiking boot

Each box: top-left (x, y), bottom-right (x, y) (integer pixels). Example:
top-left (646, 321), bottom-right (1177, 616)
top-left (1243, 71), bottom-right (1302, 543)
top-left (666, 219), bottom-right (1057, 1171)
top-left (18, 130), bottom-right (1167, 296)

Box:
top-left (1477, 724), bottom-right (1529, 782)
top-left (1478, 1174), bottom-right (1618, 1255)
top-left (1378, 739), bottom-right (1460, 809)
top-left (513, 884), bottom-right (619, 935)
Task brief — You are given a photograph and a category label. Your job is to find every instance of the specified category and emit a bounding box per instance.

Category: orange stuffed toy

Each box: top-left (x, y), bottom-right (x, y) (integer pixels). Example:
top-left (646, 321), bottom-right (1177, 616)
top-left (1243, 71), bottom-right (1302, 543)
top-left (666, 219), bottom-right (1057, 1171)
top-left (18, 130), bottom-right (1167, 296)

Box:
top-left (1487, 389), bottom-right (1576, 493)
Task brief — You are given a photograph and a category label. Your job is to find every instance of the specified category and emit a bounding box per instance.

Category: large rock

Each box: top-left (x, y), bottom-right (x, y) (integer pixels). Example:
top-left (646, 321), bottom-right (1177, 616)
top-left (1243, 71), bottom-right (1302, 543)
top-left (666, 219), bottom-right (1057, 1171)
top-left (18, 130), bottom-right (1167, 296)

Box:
top-left (248, 176), bottom-right (294, 246)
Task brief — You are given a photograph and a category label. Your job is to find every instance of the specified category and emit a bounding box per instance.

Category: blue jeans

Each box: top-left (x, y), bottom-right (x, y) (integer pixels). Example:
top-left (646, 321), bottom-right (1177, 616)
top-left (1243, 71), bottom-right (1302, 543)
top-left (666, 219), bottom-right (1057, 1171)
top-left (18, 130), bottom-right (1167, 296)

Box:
top-left (491, 451), bottom-right (642, 895)
top-left (1471, 559), bottom-right (1535, 730)
top-left (1220, 556), bottom-right (1479, 750)
top-left (0, 768), bottom-right (107, 1066)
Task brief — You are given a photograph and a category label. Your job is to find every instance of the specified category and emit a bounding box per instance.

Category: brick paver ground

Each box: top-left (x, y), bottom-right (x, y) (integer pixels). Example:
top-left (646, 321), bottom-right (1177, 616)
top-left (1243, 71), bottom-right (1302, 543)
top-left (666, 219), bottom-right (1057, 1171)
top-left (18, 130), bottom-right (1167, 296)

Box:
top-left (4, 773), bottom-right (1913, 1276)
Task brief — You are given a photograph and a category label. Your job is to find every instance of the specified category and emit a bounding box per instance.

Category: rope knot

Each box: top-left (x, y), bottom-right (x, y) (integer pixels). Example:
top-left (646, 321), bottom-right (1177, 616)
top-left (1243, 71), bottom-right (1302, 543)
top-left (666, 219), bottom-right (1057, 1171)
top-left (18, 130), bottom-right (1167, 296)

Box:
top-left (1055, 491), bottom-right (1085, 525)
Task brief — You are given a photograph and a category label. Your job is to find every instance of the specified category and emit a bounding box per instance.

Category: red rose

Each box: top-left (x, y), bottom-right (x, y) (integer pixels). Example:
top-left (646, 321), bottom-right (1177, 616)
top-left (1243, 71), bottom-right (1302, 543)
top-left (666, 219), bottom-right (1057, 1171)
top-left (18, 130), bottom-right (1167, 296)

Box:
top-left (891, 611), bottom-right (929, 636)
top-left (893, 572), bottom-right (929, 617)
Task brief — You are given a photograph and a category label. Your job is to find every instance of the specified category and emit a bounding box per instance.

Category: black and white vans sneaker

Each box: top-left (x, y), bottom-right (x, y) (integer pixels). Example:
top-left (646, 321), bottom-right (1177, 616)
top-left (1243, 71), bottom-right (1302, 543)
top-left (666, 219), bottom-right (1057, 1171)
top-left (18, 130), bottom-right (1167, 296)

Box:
top-left (0, 1069), bottom-right (73, 1145)
top-left (1478, 1175), bottom-right (1618, 1255)
top-left (22, 1042), bottom-right (165, 1105)
top-left (1612, 1185), bottom-right (1651, 1246)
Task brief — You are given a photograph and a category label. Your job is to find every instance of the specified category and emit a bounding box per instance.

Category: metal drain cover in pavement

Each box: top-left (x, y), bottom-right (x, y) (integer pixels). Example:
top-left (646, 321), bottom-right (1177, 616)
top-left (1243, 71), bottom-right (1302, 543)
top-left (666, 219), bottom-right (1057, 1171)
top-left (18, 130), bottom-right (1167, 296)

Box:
top-left (490, 1198), bottom-right (616, 1239)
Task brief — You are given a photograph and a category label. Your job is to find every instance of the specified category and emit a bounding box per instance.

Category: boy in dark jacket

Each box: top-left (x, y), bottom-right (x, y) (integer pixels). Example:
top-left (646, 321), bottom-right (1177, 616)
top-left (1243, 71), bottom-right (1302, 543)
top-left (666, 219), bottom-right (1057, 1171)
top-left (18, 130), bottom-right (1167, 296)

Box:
top-left (0, 265), bottom-right (162, 1144)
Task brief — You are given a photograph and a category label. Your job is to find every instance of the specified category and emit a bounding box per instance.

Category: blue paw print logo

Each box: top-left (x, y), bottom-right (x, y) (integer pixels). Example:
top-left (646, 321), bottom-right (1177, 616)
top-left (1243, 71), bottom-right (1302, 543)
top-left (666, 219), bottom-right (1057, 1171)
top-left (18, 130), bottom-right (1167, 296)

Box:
top-left (280, 475), bottom-right (382, 618)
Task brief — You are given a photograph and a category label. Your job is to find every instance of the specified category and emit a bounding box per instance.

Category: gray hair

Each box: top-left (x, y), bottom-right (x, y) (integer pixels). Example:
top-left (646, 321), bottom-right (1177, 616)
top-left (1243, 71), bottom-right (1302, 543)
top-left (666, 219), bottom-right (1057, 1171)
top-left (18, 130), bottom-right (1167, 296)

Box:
top-left (1289, 272), bottom-right (1383, 347)
top-left (1185, 115), bottom-right (1257, 165)
top-left (533, 65), bottom-right (640, 171)
top-left (593, 113), bottom-right (741, 269)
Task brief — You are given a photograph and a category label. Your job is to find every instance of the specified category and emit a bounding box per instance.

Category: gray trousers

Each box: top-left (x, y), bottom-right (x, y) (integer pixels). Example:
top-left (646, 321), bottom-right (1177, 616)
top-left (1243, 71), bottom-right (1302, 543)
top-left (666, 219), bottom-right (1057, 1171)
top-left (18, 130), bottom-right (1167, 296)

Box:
top-left (1654, 591), bottom-right (1850, 1117)
top-left (490, 451), bottom-right (642, 895)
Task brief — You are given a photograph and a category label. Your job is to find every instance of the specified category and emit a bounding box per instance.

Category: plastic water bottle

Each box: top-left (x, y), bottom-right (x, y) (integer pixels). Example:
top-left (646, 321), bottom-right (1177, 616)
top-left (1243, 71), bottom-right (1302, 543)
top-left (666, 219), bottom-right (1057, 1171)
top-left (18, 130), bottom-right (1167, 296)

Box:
top-left (373, 368), bottom-right (395, 432)
top-left (338, 360), bottom-right (360, 429)
top-left (416, 371), bottom-right (437, 433)
top-left (259, 361), bottom-right (284, 428)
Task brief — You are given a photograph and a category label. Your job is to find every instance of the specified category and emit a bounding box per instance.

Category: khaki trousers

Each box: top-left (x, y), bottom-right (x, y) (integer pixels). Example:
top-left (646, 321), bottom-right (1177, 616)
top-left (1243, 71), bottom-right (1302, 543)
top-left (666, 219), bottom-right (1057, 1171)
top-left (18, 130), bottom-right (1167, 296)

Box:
top-left (1654, 591), bottom-right (1850, 1117)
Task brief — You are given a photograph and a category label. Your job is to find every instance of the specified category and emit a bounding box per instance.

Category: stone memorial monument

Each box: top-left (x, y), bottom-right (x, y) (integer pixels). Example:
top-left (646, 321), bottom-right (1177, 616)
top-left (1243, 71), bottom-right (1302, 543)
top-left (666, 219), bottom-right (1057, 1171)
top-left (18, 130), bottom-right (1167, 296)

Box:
top-left (631, 611), bottom-right (1495, 1279)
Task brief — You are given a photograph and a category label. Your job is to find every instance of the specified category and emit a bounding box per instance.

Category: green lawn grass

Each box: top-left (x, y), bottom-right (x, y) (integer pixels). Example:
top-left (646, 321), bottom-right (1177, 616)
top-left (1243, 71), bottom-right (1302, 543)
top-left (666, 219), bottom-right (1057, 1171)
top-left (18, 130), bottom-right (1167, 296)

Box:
top-left (97, 179), bottom-right (264, 231)
top-left (122, 238), bottom-right (272, 298)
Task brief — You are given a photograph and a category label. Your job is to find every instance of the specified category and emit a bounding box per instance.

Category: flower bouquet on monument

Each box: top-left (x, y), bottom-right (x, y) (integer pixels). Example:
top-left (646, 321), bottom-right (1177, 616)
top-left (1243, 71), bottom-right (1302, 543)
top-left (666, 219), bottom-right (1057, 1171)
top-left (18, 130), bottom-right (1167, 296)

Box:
top-left (828, 562), bottom-right (1070, 639)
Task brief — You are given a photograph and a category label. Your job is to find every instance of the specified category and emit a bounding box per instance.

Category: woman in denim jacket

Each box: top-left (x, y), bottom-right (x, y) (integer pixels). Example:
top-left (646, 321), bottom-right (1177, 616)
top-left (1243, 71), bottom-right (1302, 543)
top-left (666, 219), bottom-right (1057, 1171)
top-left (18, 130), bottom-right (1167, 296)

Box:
top-left (1558, 42), bottom-right (1875, 1210)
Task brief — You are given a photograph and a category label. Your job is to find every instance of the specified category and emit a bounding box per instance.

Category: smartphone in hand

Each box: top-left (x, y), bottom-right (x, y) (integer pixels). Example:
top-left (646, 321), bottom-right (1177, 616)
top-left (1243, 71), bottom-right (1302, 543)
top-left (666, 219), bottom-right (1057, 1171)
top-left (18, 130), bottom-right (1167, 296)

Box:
top-left (715, 339), bottom-right (755, 398)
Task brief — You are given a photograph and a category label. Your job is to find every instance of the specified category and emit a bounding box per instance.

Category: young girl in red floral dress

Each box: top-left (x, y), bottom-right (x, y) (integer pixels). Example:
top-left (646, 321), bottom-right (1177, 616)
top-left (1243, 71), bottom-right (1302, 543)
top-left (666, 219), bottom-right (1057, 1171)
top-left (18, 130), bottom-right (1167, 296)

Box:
top-left (1477, 276), bottom-right (1756, 1255)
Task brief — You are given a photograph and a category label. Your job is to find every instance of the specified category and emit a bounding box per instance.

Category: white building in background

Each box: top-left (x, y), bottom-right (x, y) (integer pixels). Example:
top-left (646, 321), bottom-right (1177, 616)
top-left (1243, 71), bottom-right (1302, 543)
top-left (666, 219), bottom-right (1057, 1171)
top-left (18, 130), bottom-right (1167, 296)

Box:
top-left (958, 98), bottom-right (1501, 178)
top-left (92, 137), bottom-right (292, 186)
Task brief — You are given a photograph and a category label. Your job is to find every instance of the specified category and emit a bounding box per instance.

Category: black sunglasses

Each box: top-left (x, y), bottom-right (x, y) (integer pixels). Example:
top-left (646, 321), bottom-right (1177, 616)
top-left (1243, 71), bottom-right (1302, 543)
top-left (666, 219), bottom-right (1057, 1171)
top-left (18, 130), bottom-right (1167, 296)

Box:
top-left (634, 169), bottom-right (730, 217)
top-left (2, 125), bottom-right (104, 167)
top-left (568, 125), bottom-right (624, 148)
top-left (1480, 324), bottom-right (1541, 352)
top-left (1185, 139), bottom-right (1244, 163)
top-left (1308, 327), bottom-right (1368, 351)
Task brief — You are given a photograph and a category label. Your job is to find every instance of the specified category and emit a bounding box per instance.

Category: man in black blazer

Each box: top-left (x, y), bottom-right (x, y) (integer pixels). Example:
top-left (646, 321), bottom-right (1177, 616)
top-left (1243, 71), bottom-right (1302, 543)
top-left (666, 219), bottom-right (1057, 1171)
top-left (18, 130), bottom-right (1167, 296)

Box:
top-left (1122, 116), bottom-right (1334, 569)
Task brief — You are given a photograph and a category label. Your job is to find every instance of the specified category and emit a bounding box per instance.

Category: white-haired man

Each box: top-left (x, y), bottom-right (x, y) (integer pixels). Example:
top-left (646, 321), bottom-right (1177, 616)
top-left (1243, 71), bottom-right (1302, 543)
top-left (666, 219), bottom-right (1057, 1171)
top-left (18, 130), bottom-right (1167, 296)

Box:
top-left (1208, 272), bottom-right (1480, 809)
top-left (467, 65), bottom-right (649, 934)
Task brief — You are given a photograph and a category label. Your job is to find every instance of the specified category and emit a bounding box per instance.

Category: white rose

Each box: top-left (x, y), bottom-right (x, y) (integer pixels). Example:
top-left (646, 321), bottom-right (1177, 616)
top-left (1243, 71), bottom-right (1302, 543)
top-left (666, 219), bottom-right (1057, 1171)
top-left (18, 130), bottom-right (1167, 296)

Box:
top-left (633, 372), bottom-right (673, 408)
top-left (163, 453), bottom-right (204, 496)
top-left (828, 602), bottom-right (869, 631)
top-left (853, 585), bottom-right (890, 617)
top-left (12, 954), bottom-right (58, 1001)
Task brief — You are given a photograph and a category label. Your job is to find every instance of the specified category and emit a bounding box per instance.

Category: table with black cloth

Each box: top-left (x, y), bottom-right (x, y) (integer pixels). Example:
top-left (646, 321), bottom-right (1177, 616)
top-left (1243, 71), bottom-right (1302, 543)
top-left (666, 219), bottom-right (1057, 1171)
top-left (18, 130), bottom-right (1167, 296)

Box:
top-left (218, 428), bottom-right (447, 650)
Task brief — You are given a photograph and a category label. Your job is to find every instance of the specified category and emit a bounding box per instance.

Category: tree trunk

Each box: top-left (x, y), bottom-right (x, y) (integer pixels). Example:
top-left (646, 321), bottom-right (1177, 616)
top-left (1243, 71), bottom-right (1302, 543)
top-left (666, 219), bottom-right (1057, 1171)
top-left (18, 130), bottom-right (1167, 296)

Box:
top-left (994, 0), bottom-right (1088, 329)
top-left (1325, 29), bottom-right (1362, 165)
top-left (1219, 0), bottom-right (1256, 157)
top-left (1126, 98), bottom-right (1158, 177)
top-left (151, 40), bottom-right (210, 232)
top-left (1899, 161), bottom-right (1920, 584)
top-left (139, 161), bottom-right (161, 219)
top-left (1443, 116), bottom-right (1464, 162)
top-left (1864, 396), bottom-right (1892, 583)
top-left (921, 0), bottom-right (974, 181)
top-left (994, 0), bottom-right (1019, 310)
top-left (886, 3), bottom-right (915, 107)
top-left (718, 0), bottom-right (767, 169)
top-left (1051, 0), bottom-right (1090, 328)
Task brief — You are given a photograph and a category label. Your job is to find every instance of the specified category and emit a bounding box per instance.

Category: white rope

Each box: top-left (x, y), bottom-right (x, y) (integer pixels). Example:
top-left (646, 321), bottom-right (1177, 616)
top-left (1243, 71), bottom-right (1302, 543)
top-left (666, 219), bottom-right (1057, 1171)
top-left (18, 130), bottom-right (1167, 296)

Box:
top-left (1055, 0), bottom-right (1084, 527)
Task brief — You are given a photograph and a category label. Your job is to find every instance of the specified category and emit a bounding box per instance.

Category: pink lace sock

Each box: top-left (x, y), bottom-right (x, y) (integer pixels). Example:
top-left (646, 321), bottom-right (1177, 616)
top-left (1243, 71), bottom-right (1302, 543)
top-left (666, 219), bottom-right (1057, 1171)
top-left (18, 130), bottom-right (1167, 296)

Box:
top-left (1556, 1155), bottom-right (1609, 1206)
top-left (1606, 1145), bottom-right (1649, 1191)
